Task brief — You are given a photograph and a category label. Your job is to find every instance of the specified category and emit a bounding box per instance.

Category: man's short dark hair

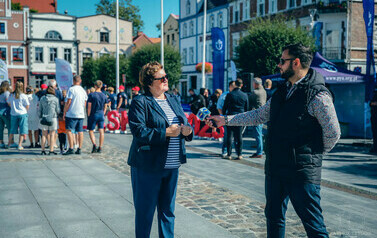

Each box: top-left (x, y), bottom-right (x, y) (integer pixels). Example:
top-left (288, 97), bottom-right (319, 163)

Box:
top-left (73, 75), bottom-right (81, 83)
top-left (235, 79), bottom-right (243, 87)
top-left (228, 81), bottom-right (235, 87)
top-left (283, 43), bottom-right (313, 69)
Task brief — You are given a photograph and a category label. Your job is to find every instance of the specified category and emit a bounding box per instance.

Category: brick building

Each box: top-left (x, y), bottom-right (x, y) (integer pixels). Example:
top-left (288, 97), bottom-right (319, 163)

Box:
top-left (0, 0), bottom-right (29, 88)
top-left (228, 0), bottom-right (377, 74)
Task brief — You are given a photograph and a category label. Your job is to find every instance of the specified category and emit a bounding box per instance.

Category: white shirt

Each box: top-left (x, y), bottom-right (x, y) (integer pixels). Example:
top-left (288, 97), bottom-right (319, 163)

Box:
top-left (7, 93), bottom-right (29, 116)
top-left (66, 85), bottom-right (88, 119)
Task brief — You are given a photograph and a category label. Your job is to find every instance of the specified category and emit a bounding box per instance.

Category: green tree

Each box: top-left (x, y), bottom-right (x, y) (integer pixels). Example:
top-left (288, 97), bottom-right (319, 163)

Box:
top-left (81, 55), bottom-right (129, 88)
top-left (127, 44), bottom-right (181, 88)
top-left (81, 58), bottom-right (98, 88)
top-left (234, 17), bottom-right (315, 77)
top-left (11, 2), bottom-right (22, 10)
top-left (96, 0), bottom-right (144, 36)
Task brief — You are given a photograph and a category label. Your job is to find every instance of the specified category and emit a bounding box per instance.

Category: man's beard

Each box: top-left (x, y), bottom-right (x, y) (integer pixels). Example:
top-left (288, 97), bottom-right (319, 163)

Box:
top-left (281, 62), bottom-right (295, 80)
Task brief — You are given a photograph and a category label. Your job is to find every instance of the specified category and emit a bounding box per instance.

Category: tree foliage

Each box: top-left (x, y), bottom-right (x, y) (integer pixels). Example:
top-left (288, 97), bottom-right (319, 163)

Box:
top-left (127, 44), bottom-right (182, 88)
top-left (81, 55), bottom-right (128, 88)
top-left (234, 17), bottom-right (315, 77)
top-left (96, 0), bottom-right (143, 36)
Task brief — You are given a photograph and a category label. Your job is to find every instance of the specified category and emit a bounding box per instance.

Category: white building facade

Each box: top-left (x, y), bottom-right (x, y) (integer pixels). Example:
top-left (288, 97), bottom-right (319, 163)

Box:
top-left (179, 0), bottom-right (229, 100)
top-left (28, 13), bottom-right (78, 88)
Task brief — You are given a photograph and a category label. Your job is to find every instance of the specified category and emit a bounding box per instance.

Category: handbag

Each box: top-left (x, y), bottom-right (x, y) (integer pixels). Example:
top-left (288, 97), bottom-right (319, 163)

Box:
top-left (40, 115), bottom-right (53, 126)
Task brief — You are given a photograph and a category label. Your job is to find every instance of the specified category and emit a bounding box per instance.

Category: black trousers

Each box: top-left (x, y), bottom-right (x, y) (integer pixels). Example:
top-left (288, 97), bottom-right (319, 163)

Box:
top-left (58, 133), bottom-right (66, 152)
top-left (226, 126), bottom-right (244, 156)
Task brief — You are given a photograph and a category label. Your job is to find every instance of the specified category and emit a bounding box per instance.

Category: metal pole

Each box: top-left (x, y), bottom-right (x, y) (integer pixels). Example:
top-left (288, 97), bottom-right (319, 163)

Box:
top-left (201, 0), bottom-right (207, 88)
top-left (161, 0), bottom-right (164, 66)
top-left (116, 0), bottom-right (120, 94)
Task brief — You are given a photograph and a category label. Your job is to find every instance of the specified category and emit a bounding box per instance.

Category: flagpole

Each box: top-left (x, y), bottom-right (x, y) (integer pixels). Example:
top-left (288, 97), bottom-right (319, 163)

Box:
top-left (201, 0), bottom-right (207, 89)
top-left (116, 0), bottom-right (120, 94)
top-left (161, 0), bottom-right (164, 66)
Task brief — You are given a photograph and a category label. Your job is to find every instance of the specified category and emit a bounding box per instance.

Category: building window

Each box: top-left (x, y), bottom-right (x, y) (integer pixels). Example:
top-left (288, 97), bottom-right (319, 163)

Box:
top-left (288, 0), bottom-right (296, 8)
top-left (64, 49), bottom-right (72, 63)
top-left (269, 0), bottom-right (277, 13)
top-left (12, 48), bottom-right (23, 62)
top-left (183, 23), bottom-right (187, 37)
top-left (100, 32), bottom-right (109, 43)
top-left (0, 47), bottom-right (6, 60)
top-left (218, 13), bottom-right (223, 28)
top-left (244, 1), bottom-right (249, 20)
top-left (235, 6), bottom-right (239, 23)
top-left (0, 23), bottom-right (5, 34)
top-left (258, 0), bottom-right (265, 17)
top-left (99, 48), bottom-right (110, 57)
top-left (199, 17), bottom-right (203, 34)
top-left (209, 15), bottom-right (215, 29)
top-left (45, 31), bottom-right (62, 40)
top-left (186, 0), bottom-right (191, 15)
top-left (83, 52), bottom-right (92, 62)
top-left (182, 48), bottom-right (187, 64)
top-left (189, 21), bottom-right (194, 36)
top-left (167, 34), bottom-right (170, 44)
top-left (189, 47), bottom-right (194, 64)
top-left (49, 48), bottom-right (57, 62)
top-left (35, 47), bottom-right (43, 63)
top-left (172, 34), bottom-right (176, 46)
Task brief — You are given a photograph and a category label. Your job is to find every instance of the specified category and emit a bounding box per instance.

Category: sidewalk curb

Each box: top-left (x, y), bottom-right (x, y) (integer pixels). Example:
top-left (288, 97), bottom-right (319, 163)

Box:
top-left (186, 145), bottom-right (377, 201)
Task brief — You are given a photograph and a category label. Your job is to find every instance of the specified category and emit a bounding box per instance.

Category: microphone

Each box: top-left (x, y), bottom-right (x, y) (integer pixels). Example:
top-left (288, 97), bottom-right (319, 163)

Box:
top-left (197, 107), bottom-right (217, 128)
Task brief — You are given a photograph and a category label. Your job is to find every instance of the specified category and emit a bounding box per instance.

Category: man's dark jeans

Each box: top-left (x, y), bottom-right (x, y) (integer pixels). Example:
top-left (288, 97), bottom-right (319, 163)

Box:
top-left (265, 176), bottom-right (329, 238)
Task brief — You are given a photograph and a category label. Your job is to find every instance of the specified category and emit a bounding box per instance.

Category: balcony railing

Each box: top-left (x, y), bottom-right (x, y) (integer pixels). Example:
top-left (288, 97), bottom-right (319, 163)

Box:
top-left (321, 47), bottom-right (346, 60)
top-left (317, 0), bottom-right (347, 13)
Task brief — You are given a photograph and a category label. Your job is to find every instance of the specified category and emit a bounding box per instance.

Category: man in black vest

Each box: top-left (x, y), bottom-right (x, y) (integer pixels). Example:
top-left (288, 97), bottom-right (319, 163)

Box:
top-left (207, 44), bottom-right (341, 237)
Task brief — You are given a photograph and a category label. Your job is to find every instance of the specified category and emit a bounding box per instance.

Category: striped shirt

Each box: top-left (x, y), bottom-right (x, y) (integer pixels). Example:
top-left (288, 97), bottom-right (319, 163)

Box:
top-left (155, 98), bottom-right (181, 169)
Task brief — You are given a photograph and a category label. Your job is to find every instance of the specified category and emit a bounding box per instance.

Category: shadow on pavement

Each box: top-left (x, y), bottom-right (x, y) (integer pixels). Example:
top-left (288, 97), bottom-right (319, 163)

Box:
top-left (327, 163), bottom-right (377, 179)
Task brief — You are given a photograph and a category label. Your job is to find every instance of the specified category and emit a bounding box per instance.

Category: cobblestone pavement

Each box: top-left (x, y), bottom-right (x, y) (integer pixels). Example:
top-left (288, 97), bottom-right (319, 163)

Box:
top-left (1, 138), bottom-right (353, 238)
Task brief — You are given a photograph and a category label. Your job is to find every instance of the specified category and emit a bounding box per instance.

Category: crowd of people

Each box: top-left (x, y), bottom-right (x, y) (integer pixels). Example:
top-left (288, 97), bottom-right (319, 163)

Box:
top-left (188, 76), bottom-right (276, 160)
top-left (0, 76), bottom-right (141, 155)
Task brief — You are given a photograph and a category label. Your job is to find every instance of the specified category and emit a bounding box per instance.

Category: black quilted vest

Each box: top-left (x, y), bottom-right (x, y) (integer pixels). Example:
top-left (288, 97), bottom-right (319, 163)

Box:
top-left (265, 68), bottom-right (330, 184)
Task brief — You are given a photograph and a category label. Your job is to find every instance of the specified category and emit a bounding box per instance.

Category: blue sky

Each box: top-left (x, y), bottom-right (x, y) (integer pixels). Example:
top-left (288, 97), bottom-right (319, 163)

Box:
top-left (58, 0), bottom-right (179, 37)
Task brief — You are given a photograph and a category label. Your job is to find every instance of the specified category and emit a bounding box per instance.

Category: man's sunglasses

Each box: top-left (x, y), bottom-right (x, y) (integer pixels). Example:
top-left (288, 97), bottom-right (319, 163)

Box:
top-left (279, 58), bottom-right (296, 65)
top-left (154, 75), bottom-right (168, 83)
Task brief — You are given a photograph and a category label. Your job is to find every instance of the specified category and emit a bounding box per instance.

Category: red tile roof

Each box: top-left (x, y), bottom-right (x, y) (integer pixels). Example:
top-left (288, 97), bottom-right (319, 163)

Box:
top-left (13, 0), bottom-right (57, 13)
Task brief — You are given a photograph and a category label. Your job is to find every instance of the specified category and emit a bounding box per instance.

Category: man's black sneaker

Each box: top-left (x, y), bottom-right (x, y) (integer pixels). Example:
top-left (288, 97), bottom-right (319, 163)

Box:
top-left (28, 143), bottom-right (34, 148)
top-left (35, 143), bottom-right (41, 148)
top-left (63, 148), bottom-right (74, 155)
top-left (97, 147), bottom-right (102, 153)
top-left (91, 145), bottom-right (97, 153)
top-left (75, 148), bottom-right (81, 155)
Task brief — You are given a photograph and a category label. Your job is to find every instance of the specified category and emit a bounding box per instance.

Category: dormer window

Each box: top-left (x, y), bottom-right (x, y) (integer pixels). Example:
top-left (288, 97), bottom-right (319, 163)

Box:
top-left (99, 27), bottom-right (110, 43)
top-left (45, 31), bottom-right (62, 40)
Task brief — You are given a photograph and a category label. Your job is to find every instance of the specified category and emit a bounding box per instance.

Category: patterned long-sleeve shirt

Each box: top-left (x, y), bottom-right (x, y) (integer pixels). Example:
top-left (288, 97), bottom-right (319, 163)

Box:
top-left (228, 92), bottom-right (341, 152)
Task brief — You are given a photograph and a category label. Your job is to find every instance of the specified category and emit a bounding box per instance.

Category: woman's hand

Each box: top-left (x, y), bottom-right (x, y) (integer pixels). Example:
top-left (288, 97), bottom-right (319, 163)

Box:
top-left (166, 124), bottom-right (181, 137)
top-left (181, 124), bottom-right (192, 136)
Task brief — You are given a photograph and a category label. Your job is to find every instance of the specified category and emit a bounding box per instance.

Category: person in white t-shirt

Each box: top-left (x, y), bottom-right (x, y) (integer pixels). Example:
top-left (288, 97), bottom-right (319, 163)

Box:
top-left (7, 81), bottom-right (30, 150)
top-left (63, 75), bottom-right (87, 155)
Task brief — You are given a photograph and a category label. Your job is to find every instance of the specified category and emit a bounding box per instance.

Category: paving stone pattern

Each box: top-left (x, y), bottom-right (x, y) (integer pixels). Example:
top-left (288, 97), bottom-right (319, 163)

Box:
top-left (0, 139), bottom-right (346, 238)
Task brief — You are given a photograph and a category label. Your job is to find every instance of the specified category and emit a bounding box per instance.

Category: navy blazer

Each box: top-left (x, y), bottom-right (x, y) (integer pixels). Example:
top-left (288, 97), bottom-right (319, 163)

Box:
top-left (127, 91), bottom-right (193, 171)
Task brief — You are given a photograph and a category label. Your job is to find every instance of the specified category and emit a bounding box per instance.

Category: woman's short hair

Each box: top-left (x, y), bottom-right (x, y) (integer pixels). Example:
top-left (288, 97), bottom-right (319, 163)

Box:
top-left (46, 86), bottom-right (56, 95)
top-left (108, 87), bottom-right (114, 93)
top-left (264, 79), bottom-right (272, 88)
top-left (215, 89), bottom-right (223, 95)
top-left (139, 61), bottom-right (163, 91)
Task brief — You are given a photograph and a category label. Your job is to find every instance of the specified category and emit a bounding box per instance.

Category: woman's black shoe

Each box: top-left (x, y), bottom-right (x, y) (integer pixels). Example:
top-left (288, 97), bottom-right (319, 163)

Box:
top-left (49, 151), bottom-right (57, 155)
top-left (41, 151), bottom-right (46, 155)
top-left (91, 145), bottom-right (97, 153)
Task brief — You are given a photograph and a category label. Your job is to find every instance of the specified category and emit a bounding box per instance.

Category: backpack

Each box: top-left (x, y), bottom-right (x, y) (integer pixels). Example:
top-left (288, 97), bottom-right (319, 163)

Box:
top-left (40, 96), bottom-right (54, 126)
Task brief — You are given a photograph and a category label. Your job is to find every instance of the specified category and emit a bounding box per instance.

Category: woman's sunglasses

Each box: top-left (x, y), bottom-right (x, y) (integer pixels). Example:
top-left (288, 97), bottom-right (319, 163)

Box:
top-left (154, 75), bottom-right (168, 83)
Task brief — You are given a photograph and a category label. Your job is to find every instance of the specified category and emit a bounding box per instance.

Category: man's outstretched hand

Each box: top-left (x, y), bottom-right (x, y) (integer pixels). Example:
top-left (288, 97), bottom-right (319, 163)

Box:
top-left (206, 116), bottom-right (225, 128)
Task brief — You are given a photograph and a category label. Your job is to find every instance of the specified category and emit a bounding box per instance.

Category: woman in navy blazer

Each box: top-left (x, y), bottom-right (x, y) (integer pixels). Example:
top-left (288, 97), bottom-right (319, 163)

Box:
top-left (128, 62), bottom-right (193, 238)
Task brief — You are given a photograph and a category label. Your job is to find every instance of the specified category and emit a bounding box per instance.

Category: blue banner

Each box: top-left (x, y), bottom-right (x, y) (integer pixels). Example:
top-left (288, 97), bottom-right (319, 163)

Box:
top-left (211, 27), bottom-right (225, 92)
top-left (363, 0), bottom-right (376, 102)
top-left (312, 22), bottom-right (323, 50)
